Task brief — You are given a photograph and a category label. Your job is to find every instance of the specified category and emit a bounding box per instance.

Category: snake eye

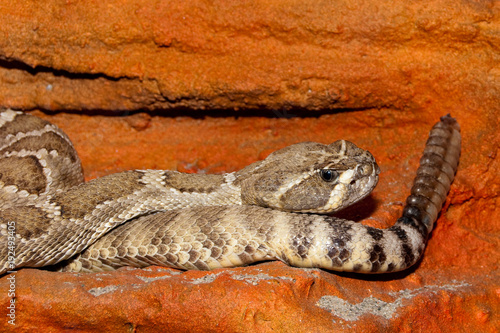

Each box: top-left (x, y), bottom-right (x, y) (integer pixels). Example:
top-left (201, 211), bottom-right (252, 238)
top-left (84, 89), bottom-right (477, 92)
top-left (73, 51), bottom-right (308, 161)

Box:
top-left (320, 169), bottom-right (339, 182)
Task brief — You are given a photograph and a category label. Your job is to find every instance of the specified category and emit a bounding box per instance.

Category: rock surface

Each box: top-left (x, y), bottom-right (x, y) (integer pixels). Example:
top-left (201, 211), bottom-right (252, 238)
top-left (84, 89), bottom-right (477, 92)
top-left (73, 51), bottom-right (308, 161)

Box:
top-left (0, 0), bottom-right (498, 112)
top-left (0, 0), bottom-right (499, 332)
top-left (0, 110), bottom-right (498, 332)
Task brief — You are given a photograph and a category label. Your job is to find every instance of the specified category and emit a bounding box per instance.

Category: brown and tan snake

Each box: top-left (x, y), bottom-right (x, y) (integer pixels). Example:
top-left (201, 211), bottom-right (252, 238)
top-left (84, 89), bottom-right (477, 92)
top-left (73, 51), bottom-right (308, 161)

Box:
top-left (0, 110), bottom-right (460, 274)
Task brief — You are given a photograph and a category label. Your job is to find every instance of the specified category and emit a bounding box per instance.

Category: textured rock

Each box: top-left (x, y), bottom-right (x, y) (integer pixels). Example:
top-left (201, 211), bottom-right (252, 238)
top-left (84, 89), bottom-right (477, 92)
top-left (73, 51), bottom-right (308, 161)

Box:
top-left (0, 0), bottom-right (499, 332)
top-left (0, 109), bottom-right (498, 332)
top-left (0, 265), bottom-right (498, 332)
top-left (0, 0), bottom-right (498, 112)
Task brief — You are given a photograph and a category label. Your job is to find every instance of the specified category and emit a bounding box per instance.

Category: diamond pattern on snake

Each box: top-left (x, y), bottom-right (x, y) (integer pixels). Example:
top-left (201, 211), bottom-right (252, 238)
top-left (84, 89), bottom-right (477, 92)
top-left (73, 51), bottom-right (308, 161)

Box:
top-left (0, 110), bottom-right (460, 274)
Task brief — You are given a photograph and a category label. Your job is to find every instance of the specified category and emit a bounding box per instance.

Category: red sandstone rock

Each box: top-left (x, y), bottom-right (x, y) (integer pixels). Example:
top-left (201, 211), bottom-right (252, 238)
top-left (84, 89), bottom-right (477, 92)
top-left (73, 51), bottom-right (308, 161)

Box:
top-left (1, 265), bottom-right (498, 332)
top-left (0, 0), bottom-right (499, 332)
top-left (0, 0), bottom-right (498, 112)
top-left (0, 110), bottom-right (498, 332)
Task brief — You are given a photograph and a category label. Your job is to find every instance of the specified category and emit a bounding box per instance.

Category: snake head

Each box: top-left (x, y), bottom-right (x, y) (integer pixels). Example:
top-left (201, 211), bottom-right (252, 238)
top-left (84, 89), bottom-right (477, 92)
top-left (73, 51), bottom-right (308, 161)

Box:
top-left (237, 141), bottom-right (380, 213)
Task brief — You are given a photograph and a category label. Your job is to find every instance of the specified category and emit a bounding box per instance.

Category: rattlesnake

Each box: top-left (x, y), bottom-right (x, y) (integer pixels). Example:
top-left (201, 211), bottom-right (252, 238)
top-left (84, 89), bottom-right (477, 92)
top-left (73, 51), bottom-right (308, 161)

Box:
top-left (0, 110), bottom-right (460, 274)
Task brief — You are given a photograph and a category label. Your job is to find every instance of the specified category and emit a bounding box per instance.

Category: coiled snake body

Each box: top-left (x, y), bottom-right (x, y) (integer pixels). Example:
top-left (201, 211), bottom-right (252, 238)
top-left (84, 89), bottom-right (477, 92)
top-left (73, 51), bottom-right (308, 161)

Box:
top-left (0, 110), bottom-right (460, 274)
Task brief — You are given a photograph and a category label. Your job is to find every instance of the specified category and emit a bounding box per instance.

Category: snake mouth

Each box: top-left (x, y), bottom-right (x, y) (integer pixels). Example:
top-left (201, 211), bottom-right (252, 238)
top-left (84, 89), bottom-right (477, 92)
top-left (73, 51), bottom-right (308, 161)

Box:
top-left (349, 173), bottom-right (379, 204)
top-left (330, 163), bottom-right (379, 212)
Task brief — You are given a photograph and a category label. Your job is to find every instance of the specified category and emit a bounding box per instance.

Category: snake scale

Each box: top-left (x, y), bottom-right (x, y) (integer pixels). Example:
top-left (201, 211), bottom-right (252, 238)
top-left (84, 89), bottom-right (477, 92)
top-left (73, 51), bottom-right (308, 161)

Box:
top-left (0, 110), bottom-right (460, 274)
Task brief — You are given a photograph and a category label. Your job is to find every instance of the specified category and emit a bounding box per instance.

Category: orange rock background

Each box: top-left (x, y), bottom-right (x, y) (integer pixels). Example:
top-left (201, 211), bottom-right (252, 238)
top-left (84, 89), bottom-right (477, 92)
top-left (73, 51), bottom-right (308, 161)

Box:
top-left (0, 0), bottom-right (499, 332)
